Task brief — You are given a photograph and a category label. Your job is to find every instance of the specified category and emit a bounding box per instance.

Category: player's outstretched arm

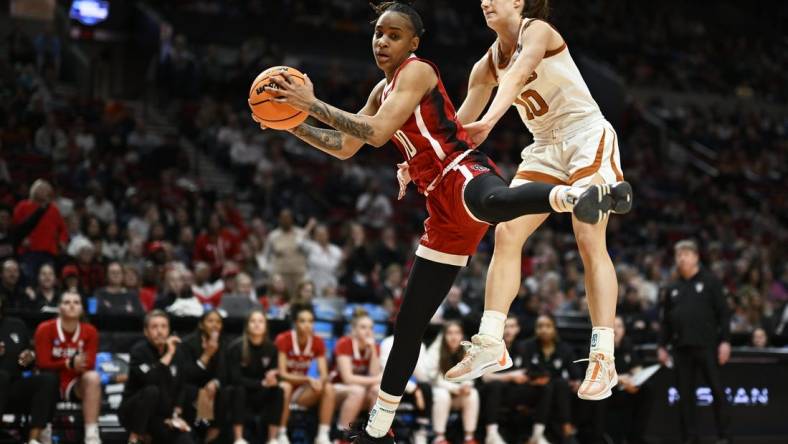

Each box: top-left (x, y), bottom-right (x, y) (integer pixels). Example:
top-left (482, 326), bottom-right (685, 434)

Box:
top-left (268, 62), bottom-right (436, 147)
top-left (286, 80), bottom-right (386, 160)
top-left (456, 51), bottom-right (498, 125)
top-left (466, 21), bottom-right (555, 145)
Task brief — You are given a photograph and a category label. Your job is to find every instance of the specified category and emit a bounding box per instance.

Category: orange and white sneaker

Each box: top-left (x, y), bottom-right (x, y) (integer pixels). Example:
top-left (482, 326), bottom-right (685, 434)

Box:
top-left (445, 334), bottom-right (512, 382)
top-left (576, 352), bottom-right (618, 400)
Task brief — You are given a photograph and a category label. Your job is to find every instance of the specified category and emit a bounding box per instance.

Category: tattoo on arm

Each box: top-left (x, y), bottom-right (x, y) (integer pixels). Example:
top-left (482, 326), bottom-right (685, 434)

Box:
top-left (291, 124), bottom-right (343, 151)
top-left (309, 101), bottom-right (375, 141)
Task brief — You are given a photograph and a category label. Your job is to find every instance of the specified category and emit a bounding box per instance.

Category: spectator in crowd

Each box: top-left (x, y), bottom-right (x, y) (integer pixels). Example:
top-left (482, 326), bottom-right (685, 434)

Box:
top-left (658, 240), bottom-right (731, 444)
top-left (379, 332), bottom-right (431, 444)
top-left (341, 223), bottom-right (375, 303)
top-left (275, 304), bottom-right (335, 444)
top-left (85, 183), bottom-right (115, 225)
top-left (33, 113), bottom-right (66, 156)
top-left (13, 180), bottom-right (67, 281)
top-left (480, 315), bottom-right (532, 444)
top-left (119, 310), bottom-right (193, 444)
top-left (181, 310), bottom-right (228, 443)
top-left (259, 273), bottom-right (290, 315)
top-left (377, 263), bottom-right (404, 313)
top-left (61, 264), bottom-right (81, 294)
top-left (227, 309), bottom-right (283, 444)
top-left (332, 309), bottom-right (382, 436)
top-left (0, 295), bottom-right (59, 444)
top-left (194, 207), bottom-right (247, 278)
top-left (174, 226), bottom-right (196, 267)
top-left (0, 202), bottom-right (50, 264)
top-left (373, 227), bottom-right (406, 271)
top-left (20, 262), bottom-right (59, 312)
top-left (159, 267), bottom-right (203, 317)
top-left (34, 291), bottom-right (102, 444)
top-left (263, 210), bottom-right (311, 295)
top-left (751, 327), bottom-right (769, 349)
top-left (426, 321), bottom-right (479, 444)
top-left (219, 272), bottom-right (262, 319)
top-left (101, 222), bottom-right (126, 260)
top-left (192, 261), bottom-right (225, 308)
top-left (294, 280), bottom-right (316, 305)
top-left (304, 224), bottom-right (343, 298)
top-left (0, 258), bottom-right (25, 308)
top-left (128, 204), bottom-right (159, 244)
top-left (521, 314), bottom-right (581, 444)
top-left (74, 241), bottom-right (105, 296)
top-left (509, 291), bottom-right (540, 339)
top-left (355, 180), bottom-right (392, 230)
top-left (431, 286), bottom-right (472, 324)
top-left (95, 262), bottom-right (144, 316)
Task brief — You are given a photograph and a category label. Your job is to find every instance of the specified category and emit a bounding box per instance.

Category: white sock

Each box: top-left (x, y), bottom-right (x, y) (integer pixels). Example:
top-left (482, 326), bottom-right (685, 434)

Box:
top-left (532, 423), bottom-right (545, 438)
top-left (486, 424), bottom-right (498, 435)
top-left (465, 432), bottom-right (474, 440)
top-left (366, 391), bottom-right (401, 438)
top-left (85, 423), bottom-right (99, 438)
top-left (549, 185), bottom-right (584, 213)
top-left (279, 427), bottom-right (288, 436)
top-left (317, 424), bottom-right (330, 436)
top-left (590, 326), bottom-right (615, 357)
top-left (478, 310), bottom-right (506, 340)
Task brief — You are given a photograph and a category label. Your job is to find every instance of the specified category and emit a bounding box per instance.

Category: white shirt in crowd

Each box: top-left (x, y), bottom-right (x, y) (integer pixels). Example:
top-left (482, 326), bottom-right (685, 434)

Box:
top-left (304, 240), bottom-right (343, 297)
top-left (85, 196), bottom-right (116, 224)
top-left (356, 192), bottom-right (393, 229)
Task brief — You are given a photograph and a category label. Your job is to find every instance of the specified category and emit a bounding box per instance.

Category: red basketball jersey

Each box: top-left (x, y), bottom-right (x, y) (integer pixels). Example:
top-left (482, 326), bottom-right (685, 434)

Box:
top-left (34, 318), bottom-right (98, 395)
top-left (381, 55), bottom-right (475, 194)
top-left (274, 330), bottom-right (326, 376)
top-left (331, 335), bottom-right (378, 383)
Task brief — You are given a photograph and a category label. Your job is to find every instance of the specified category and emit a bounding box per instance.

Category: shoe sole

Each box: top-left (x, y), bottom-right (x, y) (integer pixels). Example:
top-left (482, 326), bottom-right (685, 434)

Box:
top-left (577, 372), bottom-right (619, 401)
top-left (445, 354), bottom-right (513, 383)
top-left (573, 181), bottom-right (633, 224)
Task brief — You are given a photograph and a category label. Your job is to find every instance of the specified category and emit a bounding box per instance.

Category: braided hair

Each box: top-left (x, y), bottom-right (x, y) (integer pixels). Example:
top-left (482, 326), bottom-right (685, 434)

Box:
top-left (371, 1), bottom-right (425, 37)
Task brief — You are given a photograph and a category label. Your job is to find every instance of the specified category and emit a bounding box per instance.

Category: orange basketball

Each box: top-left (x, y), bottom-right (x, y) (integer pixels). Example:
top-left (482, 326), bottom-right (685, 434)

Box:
top-left (248, 66), bottom-right (309, 130)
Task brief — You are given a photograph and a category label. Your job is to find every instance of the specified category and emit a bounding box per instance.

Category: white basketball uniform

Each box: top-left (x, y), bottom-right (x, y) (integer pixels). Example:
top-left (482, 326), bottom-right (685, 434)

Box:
top-left (488, 18), bottom-right (624, 187)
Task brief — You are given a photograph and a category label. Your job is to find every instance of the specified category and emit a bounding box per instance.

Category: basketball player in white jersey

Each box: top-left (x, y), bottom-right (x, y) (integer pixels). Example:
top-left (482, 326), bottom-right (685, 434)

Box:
top-left (445, 0), bottom-right (630, 412)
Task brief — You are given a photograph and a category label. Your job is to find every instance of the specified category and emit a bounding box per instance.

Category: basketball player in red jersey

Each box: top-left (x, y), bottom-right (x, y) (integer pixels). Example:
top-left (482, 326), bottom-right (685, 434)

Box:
top-left (34, 291), bottom-right (102, 444)
top-left (445, 0), bottom-right (628, 411)
top-left (274, 304), bottom-right (335, 444)
top-left (332, 310), bottom-right (382, 442)
top-left (254, 2), bottom-right (631, 442)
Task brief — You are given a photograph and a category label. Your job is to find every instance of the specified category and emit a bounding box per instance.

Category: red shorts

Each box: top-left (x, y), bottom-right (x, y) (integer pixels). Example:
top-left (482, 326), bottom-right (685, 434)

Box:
top-left (416, 157), bottom-right (496, 266)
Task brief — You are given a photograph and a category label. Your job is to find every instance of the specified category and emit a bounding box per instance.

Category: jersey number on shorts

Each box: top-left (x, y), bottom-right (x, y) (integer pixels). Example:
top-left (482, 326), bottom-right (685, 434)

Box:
top-left (394, 130), bottom-right (418, 159)
top-left (515, 90), bottom-right (549, 120)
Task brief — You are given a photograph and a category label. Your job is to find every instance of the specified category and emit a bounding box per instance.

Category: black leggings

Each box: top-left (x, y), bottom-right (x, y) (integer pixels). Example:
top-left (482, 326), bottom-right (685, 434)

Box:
top-left (229, 385), bottom-right (284, 426)
top-left (0, 370), bottom-right (59, 428)
top-left (380, 257), bottom-right (462, 396)
top-left (464, 173), bottom-right (556, 224)
top-left (119, 386), bottom-right (195, 444)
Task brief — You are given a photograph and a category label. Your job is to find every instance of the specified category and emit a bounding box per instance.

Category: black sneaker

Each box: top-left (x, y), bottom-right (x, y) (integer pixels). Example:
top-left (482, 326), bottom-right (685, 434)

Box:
top-left (346, 420), bottom-right (395, 444)
top-left (573, 181), bottom-right (633, 224)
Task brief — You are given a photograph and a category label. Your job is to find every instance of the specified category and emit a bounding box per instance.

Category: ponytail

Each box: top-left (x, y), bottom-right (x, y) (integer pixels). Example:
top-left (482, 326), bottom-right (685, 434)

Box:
top-left (522, 0), bottom-right (550, 19)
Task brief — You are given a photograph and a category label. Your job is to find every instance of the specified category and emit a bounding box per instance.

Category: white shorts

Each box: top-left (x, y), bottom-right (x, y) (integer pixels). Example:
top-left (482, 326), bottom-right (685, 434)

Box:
top-left (510, 120), bottom-right (624, 188)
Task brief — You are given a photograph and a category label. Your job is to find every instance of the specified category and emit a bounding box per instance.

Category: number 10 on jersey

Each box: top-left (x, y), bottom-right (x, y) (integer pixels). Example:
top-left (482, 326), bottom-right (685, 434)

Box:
top-left (515, 90), bottom-right (549, 120)
top-left (394, 130), bottom-right (418, 159)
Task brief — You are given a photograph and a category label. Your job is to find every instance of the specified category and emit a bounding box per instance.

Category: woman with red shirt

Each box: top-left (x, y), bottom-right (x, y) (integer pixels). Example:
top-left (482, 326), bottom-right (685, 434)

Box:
top-left (332, 310), bottom-right (382, 439)
top-left (275, 304), bottom-right (335, 444)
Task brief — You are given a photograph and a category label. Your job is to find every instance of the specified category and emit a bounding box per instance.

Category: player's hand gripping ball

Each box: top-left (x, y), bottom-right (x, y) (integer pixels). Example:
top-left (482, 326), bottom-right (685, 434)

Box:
top-left (248, 66), bottom-right (309, 130)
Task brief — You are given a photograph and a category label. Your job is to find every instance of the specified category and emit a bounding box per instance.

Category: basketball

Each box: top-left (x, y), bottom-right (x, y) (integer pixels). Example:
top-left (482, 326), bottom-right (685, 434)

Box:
top-left (248, 66), bottom-right (309, 130)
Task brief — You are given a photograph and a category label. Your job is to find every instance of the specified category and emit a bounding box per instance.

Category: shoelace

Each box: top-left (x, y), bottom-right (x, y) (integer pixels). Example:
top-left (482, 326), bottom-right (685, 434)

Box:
top-left (573, 353), bottom-right (614, 382)
top-left (455, 340), bottom-right (479, 368)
